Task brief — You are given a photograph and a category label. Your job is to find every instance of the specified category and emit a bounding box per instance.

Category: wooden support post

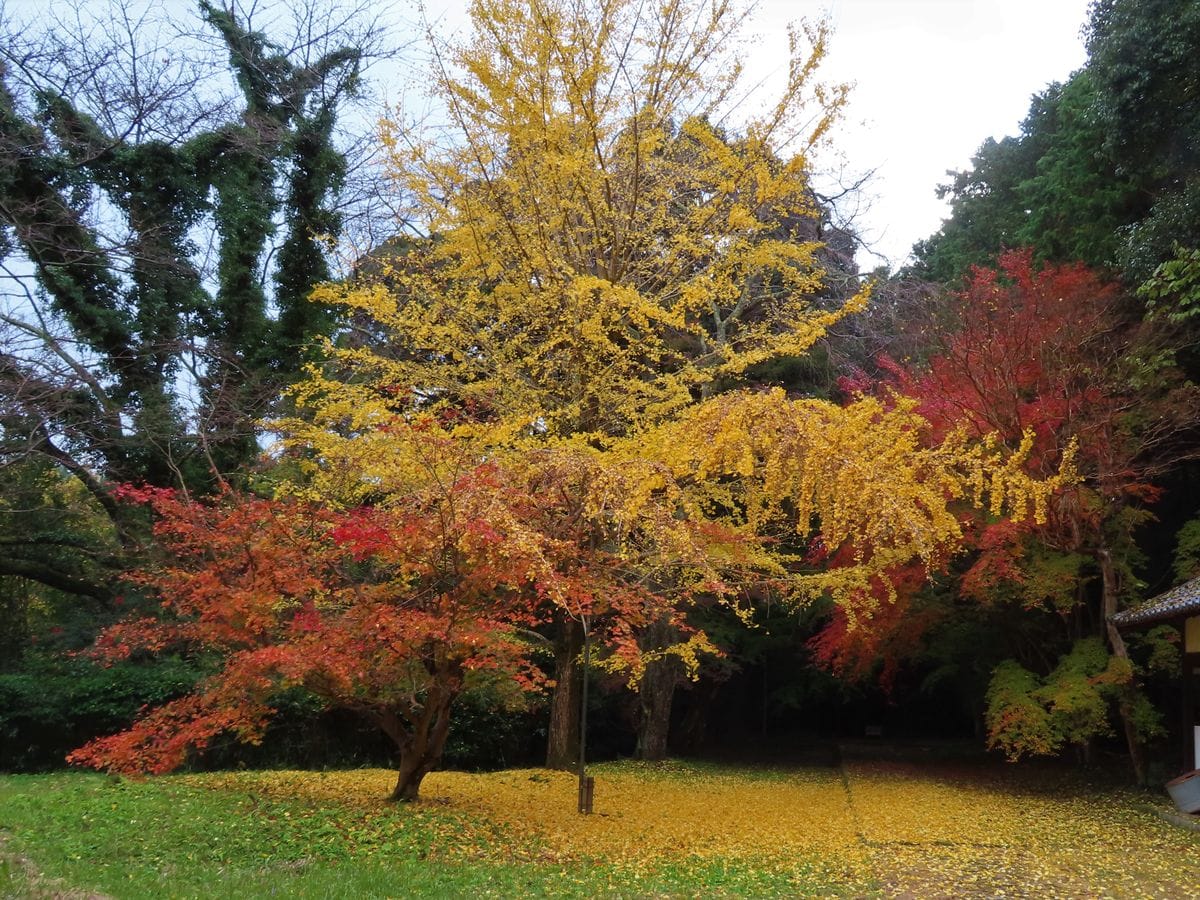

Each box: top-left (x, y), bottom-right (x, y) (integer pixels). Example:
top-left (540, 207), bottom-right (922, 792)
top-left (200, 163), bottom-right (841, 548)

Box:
top-left (577, 616), bottom-right (592, 815)
top-left (1184, 652), bottom-right (1198, 772)
top-left (577, 775), bottom-right (594, 814)
top-left (1185, 617), bottom-right (1200, 773)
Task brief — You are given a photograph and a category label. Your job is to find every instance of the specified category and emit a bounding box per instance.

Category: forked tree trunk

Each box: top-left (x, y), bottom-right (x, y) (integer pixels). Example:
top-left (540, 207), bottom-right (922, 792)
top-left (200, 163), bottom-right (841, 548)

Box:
top-left (546, 616), bottom-right (583, 770)
top-left (1099, 548), bottom-right (1148, 785)
top-left (391, 747), bottom-right (435, 802)
top-left (378, 683), bottom-right (459, 802)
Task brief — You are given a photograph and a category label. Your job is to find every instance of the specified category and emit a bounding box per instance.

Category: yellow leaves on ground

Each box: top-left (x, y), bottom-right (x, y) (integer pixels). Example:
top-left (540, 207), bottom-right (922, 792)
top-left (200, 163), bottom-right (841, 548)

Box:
top-left (435, 763), bottom-right (862, 873)
top-left (844, 759), bottom-right (1200, 898)
top-left (186, 758), bottom-right (1200, 896)
top-left (188, 762), bottom-right (867, 885)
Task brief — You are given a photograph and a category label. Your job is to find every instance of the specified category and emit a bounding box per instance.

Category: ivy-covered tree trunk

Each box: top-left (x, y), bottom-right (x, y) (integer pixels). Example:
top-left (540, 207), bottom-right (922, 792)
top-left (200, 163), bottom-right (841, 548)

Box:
top-left (0, 1), bottom-right (367, 501)
top-left (545, 616), bottom-right (583, 770)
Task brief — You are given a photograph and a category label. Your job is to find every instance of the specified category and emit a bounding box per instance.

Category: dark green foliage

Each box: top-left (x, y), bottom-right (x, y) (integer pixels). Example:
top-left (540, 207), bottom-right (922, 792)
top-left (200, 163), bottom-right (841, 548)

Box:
top-left (1123, 190), bottom-right (1200, 287)
top-left (1017, 71), bottom-right (1140, 267)
top-left (0, 656), bottom-right (203, 772)
top-left (912, 71), bottom-right (1138, 282)
top-left (1085, 0), bottom-right (1200, 280)
top-left (0, 661), bottom-right (545, 774)
top-left (206, 680), bottom-right (544, 774)
top-left (1130, 625), bottom-right (1182, 681)
top-left (1087, 0), bottom-right (1200, 181)
top-left (441, 682), bottom-right (545, 771)
top-left (0, 461), bottom-right (121, 626)
top-left (1139, 246), bottom-right (1200, 325)
top-left (1172, 516), bottom-right (1200, 583)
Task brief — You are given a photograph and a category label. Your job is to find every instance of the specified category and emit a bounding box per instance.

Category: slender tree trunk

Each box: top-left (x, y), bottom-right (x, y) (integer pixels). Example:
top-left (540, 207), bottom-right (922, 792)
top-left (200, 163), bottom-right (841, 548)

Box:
top-left (1099, 548), bottom-right (1148, 785)
top-left (546, 616), bottom-right (583, 770)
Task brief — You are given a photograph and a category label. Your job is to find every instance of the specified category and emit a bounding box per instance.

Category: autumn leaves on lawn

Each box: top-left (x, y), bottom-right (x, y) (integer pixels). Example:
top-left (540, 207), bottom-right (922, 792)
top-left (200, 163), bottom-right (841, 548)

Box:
top-left (68, 0), bottom-right (1075, 800)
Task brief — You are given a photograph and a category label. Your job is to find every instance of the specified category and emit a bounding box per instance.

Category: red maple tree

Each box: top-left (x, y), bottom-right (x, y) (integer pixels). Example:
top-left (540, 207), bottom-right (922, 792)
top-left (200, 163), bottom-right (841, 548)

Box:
top-left (819, 251), bottom-right (1200, 776)
top-left (68, 430), bottom-right (731, 800)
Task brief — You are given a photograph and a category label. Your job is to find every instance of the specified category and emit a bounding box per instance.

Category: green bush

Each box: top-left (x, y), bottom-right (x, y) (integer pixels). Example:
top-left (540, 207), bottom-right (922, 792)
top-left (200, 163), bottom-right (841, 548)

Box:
top-left (0, 655), bottom-right (202, 771)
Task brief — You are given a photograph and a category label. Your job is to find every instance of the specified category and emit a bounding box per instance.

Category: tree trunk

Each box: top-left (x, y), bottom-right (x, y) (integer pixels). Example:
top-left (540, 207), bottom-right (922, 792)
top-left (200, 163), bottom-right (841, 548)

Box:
top-left (379, 685), bottom-right (458, 802)
top-left (390, 747), bottom-right (431, 802)
top-left (1099, 548), bottom-right (1148, 785)
top-left (636, 653), bottom-right (681, 760)
top-left (545, 616), bottom-right (583, 770)
top-left (635, 617), bottom-right (684, 761)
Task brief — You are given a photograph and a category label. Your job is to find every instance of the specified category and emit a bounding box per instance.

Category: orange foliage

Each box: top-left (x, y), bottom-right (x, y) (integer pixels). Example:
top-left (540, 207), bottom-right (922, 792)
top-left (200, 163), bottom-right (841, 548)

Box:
top-left (68, 426), bottom-right (742, 797)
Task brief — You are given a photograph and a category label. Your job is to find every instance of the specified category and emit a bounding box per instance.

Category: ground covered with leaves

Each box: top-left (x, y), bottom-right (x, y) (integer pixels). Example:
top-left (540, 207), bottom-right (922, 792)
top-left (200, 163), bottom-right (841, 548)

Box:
top-left (3, 756), bottom-right (1199, 897)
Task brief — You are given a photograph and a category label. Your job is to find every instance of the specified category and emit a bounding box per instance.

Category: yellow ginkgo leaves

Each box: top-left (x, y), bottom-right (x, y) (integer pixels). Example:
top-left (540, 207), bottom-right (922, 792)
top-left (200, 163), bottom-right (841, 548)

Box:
top-left (183, 758), bottom-right (1200, 895)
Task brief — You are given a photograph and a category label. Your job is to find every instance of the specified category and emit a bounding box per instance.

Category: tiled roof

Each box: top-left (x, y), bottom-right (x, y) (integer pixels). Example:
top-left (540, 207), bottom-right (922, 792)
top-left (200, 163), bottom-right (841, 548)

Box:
top-left (1111, 577), bottom-right (1200, 628)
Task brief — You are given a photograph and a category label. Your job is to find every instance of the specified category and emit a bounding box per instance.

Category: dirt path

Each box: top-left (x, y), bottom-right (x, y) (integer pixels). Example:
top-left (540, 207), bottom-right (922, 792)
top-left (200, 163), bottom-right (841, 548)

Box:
top-left (0, 833), bottom-right (110, 900)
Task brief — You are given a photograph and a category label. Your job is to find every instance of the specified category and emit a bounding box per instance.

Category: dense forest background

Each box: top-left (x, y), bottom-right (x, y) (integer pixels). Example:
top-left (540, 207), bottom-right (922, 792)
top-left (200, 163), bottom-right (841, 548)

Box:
top-left (3, 0), bottom-right (1200, 787)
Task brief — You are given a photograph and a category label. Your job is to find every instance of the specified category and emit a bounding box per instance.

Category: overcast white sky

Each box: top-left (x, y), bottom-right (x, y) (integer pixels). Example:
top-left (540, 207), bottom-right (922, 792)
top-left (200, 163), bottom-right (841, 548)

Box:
top-left (771, 0), bottom-right (1095, 268)
top-left (416, 0), bottom-right (1094, 269)
top-left (7, 0), bottom-right (1094, 270)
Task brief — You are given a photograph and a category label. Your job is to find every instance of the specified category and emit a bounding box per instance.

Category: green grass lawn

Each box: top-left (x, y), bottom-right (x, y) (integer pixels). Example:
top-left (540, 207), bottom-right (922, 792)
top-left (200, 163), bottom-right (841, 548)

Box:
top-left (0, 770), bottom-right (840, 898)
top-left (2, 759), bottom-right (1199, 898)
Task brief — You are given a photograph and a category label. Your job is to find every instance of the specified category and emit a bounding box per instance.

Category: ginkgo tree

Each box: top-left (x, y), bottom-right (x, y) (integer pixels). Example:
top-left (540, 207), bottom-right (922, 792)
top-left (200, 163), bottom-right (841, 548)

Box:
top-left (313, 0), bottom-right (865, 764)
top-left (290, 0), bottom-right (1074, 763)
top-left (70, 0), bottom-right (1078, 788)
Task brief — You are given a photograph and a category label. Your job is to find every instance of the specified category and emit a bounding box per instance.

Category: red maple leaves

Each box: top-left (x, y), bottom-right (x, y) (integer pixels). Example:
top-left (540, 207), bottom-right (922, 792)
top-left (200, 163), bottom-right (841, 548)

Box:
top-left (68, 427), bottom-right (732, 798)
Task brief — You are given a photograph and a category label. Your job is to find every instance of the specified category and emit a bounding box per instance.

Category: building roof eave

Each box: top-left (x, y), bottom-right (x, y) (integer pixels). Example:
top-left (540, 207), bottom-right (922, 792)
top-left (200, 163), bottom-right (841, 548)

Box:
top-left (1110, 576), bottom-right (1200, 629)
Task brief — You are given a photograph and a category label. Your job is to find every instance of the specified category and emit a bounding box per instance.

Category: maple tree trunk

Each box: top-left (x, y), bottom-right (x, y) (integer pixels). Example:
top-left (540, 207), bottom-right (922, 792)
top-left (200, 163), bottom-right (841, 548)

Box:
top-left (391, 749), bottom-right (433, 802)
top-left (1098, 549), bottom-right (1148, 785)
top-left (380, 686), bottom-right (458, 802)
top-left (546, 617), bottom-right (583, 770)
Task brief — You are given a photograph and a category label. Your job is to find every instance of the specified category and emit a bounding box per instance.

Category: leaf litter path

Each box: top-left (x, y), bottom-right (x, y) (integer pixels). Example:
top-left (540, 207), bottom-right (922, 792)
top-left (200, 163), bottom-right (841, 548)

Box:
top-left (839, 758), bottom-right (1200, 898)
top-left (194, 759), bottom-right (1200, 897)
